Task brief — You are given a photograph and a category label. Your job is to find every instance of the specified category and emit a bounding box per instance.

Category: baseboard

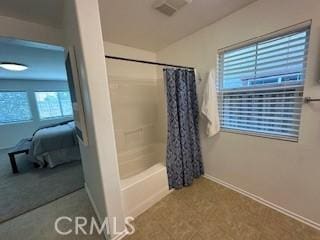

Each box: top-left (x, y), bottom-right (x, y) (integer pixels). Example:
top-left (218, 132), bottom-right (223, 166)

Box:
top-left (204, 174), bottom-right (320, 231)
top-left (84, 183), bottom-right (110, 239)
top-left (125, 186), bottom-right (172, 218)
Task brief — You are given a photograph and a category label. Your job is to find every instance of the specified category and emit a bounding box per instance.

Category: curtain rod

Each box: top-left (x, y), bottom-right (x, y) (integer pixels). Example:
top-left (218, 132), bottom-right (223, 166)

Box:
top-left (105, 55), bottom-right (195, 70)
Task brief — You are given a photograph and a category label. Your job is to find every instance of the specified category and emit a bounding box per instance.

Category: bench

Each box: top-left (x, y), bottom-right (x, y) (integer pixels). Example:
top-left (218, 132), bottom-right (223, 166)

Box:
top-left (8, 139), bottom-right (32, 174)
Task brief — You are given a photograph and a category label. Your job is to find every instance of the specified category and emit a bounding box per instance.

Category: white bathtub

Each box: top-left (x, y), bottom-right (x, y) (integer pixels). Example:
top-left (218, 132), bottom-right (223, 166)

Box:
top-left (118, 143), bottom-right (170, 217)
top-left (120, 163), bottom-right (170, 218)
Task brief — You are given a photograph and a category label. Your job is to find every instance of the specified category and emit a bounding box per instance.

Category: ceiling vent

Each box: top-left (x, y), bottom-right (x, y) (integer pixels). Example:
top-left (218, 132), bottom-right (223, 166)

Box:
top-left (153, 0), bottom-right (192, 16)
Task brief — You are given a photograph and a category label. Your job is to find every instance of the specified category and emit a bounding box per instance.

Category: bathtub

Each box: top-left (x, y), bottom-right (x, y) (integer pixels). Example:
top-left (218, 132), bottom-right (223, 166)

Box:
top-left (118, 143), bottom-right (164, 179)
top-left (119, 144), bottom-right (170, 218)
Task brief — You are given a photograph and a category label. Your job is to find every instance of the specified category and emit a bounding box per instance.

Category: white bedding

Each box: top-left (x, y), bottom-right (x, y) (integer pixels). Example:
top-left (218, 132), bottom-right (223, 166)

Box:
top-left (29, 121), bottom-right (81, 168)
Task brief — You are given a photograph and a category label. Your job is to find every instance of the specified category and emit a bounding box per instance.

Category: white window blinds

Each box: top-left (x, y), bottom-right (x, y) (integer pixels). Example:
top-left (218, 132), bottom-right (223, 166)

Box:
top-left (218, 24), bottom-right (310, 141)
top-left (35, 91), bottom-right (73, 120)
top-left (0, 91), bottom-right (32, 124)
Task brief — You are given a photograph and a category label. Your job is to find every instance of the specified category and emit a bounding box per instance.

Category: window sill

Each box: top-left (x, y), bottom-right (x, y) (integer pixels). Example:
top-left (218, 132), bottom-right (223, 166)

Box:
top-left (220, 128), bottom-right (298, 143)
top-left (39, 116), bottom-right (73, 121)
top-left (0, 120), bottom-right (33, 126)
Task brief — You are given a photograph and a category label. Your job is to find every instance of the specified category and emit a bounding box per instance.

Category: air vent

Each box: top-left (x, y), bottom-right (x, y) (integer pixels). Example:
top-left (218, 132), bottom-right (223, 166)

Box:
top-left (153, 0), bottom-right (192, 16)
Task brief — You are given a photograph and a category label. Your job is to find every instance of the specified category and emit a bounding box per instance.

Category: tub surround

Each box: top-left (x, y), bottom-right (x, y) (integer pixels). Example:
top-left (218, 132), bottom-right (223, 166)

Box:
top-left (105, 42), bottom-right (169, 221)
top-left (118, 143), bottom-right (165, 179)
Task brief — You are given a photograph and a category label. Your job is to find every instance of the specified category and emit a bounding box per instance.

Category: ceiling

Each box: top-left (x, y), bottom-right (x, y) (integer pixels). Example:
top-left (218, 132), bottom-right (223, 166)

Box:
top-left (0, 0), bottom-right (257, 51)
top-left (99, 0), bottom-right (257, 51)
top-left (0, 0), bottom-right (64, 28)
top-left (0, 38), bottom-right (67, 81)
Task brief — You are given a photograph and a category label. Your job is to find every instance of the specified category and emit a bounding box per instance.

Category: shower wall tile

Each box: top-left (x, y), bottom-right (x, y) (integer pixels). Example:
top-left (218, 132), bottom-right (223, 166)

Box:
top-left (108, 73), bottom-right (164, 153)
top-left (105, 42), bottom-right (166, 177)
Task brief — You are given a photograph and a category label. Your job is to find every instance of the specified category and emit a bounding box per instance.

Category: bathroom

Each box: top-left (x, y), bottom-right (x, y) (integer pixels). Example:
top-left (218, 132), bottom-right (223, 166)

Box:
top-left (101, 1), bottom-right (320, 238)
top-left (0, 0), bottom-right (320, 239)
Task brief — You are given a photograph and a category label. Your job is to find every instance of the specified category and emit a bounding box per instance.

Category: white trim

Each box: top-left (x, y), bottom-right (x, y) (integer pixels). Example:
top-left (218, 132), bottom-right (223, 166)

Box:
top-left (204, 174), bottom-right (320, 231)
top-left (220, 128), bottom-right (298, 143)
top-left (85, 184), bottom-right (130, 240)
top-left (217, 84), bottom-right (304, 93)
top-left (125, 186), bottom-right (172, 218)
top-left (84, 183), bottom-right (110, 239)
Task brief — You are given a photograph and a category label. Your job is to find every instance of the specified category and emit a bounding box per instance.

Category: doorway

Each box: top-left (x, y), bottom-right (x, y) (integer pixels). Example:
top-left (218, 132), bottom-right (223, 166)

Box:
top-left (0, 37), bottom-right (84, 223)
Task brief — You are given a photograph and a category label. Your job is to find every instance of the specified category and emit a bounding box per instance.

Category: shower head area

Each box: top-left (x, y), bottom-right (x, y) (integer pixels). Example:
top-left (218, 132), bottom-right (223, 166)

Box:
top-left (106, 56), bottom-right (166, 179)
top-left (105, 46), bottom-right (201, 217)
top-left (105, 48), bottom-right (170, 217)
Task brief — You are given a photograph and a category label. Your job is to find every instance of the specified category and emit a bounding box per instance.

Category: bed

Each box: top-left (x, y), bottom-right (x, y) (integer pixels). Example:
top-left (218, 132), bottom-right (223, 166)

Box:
top-left (28, 121), bottom-right (81, 168)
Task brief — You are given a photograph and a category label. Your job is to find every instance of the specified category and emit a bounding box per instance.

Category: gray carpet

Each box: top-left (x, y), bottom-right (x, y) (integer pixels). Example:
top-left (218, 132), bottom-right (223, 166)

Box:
top-left (0, 149), bottom-right (84, 223)
top-left (0, 189), bottom-right (105, 240)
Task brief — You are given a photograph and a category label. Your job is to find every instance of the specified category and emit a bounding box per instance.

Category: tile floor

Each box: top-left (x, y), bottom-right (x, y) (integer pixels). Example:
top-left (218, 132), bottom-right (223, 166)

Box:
top-left (124, 177), bottom-right (320, 240)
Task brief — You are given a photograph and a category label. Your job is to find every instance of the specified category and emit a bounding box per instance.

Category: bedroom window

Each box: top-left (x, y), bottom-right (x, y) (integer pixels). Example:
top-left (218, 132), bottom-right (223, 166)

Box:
top-left (217, 24), bottom-right (310, 141)
top-left (35, 91), bottom-right (73, 120)
top-left (0, 91), bottom-right (32, 124)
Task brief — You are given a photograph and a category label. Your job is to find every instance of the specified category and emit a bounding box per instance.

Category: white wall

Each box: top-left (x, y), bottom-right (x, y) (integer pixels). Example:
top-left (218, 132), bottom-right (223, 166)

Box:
top-left (0, 2), bottom-right (125, 237)
top-left (104, 42), bottom-right (166, 178)
top-left (104, 42), bottom-right (165, 151)
top-left (0, 2), bottom-right (126, 237)
top-left (0, 79), bottom-right (71, 149)
top-left (105, 42), bottom-right (157, 63)
top-left (0, 15), bottom-right (63, 46)
top-left (157, 0), bottom-right (320, 226)
top-left (0, 13), bottom-right (69, 150)
top-left (63, 1), bottom-right (125, 238)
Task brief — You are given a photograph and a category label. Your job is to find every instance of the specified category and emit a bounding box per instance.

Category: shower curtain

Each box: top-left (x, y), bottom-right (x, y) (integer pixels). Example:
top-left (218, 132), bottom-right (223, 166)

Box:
top-left (164, 68), bottom-right (203, 189)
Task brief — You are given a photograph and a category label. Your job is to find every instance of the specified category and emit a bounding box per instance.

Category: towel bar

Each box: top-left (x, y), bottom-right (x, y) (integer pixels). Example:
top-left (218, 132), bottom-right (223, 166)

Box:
top-left (304, 97), bottom-right (320, 103)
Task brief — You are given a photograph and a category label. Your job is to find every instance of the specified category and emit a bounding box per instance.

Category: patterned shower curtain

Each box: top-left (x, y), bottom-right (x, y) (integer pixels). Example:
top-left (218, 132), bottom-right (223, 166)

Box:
top-left (164, 68), bottom-right (203, 189)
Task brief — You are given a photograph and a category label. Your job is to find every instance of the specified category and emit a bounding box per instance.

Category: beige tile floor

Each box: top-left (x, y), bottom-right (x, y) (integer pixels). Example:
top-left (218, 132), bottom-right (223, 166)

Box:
top-left (124, 177), bottom-right (320, 240)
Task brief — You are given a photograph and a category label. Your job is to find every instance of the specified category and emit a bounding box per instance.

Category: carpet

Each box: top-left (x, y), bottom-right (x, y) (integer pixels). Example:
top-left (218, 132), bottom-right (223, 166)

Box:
top-left (0, 148), bottom-right (84, 223)
top-left (0, 189), bottom-right (105, 240)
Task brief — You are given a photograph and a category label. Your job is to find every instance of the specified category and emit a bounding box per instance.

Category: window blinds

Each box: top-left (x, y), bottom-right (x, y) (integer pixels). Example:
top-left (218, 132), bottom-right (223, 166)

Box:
top-left (0, 91), bottom-right (32, 124)
top-left (218, 24), bottom-right (310, 141)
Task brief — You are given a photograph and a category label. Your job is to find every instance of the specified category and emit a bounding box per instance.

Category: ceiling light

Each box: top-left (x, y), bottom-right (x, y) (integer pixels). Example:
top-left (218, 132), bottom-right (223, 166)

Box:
top-left (0, 62), bottom-right (28, 71)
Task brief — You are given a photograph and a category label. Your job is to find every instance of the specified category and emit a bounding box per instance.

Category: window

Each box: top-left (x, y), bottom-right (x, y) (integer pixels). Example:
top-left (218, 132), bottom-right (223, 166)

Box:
top-left (218, 25), bottom-right (310, 141)
top-left (0, 91), bottom-right (32, 124)
top-left (59, 91), bottom-right (73, 116)
top-left (35, 91), bottom-right (73, 120)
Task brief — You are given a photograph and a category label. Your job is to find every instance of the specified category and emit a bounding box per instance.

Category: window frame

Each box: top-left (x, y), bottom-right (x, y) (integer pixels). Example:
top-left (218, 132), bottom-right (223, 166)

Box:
top-left (34, 90), bottom-right (73, 121)
top-left (0, 90), bottom-right (33, 125)
top-left (217, 22), bottom-right (311, 142)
